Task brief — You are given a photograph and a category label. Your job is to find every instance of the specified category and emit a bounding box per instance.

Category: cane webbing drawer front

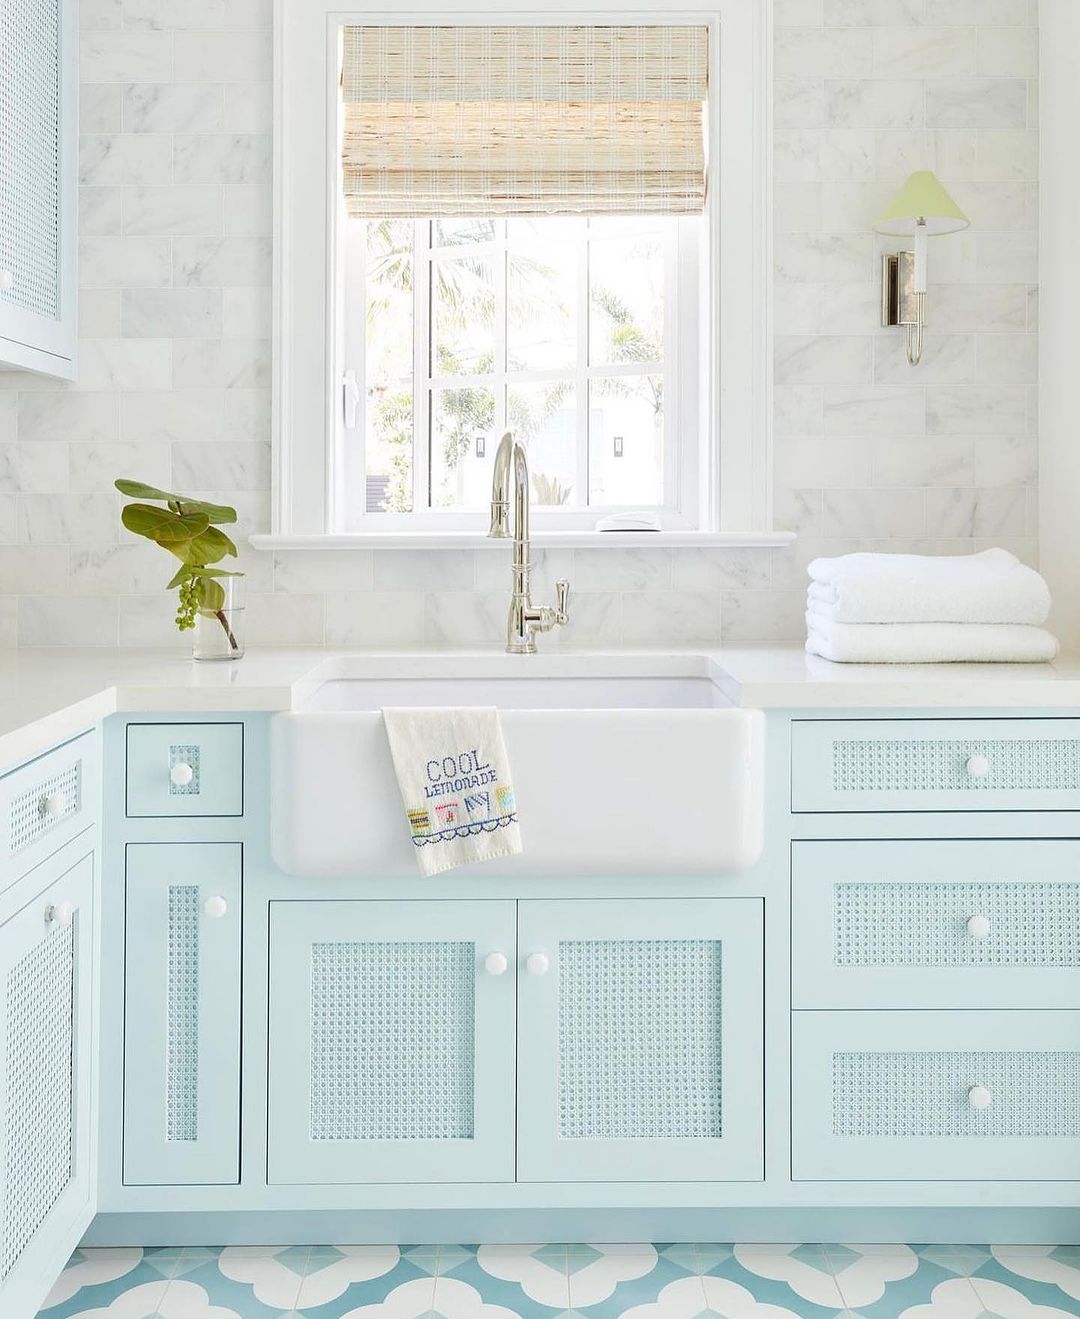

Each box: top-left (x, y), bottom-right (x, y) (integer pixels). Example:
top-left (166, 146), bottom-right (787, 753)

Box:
top-left (833, 1050), bottom-right (1080, 1140)
top-left (123, 844), bottom-right (241, 1186)
top-left (0, 853), bottom-right (92, 1294)
top-left (517, 898), bottom-right (763, 1183)
top-left (792, 718), bottom-right (1080, 813)
top-left (792, 1010), bottom-right (1080, 1182)
top-left (793, 840), bottom-right (1080, 1009)
top-left (125, 723), bottom-right (243, 818)
top-left (1, 731), bottom-right (97, 893)
top-left (558, 938), bottom-right (723, 1142)
top-left (267, 899), bottom-right (515, 1185)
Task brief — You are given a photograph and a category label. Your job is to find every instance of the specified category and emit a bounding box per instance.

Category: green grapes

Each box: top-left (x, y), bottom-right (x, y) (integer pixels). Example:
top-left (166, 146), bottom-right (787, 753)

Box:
top-left (175, 577), bottom-right (199, 631)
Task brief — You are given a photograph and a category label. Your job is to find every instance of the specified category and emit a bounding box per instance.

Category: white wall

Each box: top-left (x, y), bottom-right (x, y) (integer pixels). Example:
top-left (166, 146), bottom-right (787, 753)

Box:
top-left (1038, 0), bottom-right (1079, 651)
top-left (0, 0), bottom-right (1039, 648)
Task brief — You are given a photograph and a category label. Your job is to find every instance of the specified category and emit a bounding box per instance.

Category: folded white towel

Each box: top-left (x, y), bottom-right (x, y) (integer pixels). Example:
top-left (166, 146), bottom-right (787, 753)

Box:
top-left (383, 707), bottom-right (522, 876)
top-left (806, 617), bottom-right (1060, 664)
top-left (807, 548), bottom-right (1051, 625)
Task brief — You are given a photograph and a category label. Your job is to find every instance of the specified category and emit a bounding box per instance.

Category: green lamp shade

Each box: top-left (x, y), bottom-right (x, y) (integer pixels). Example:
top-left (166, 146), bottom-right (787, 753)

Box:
top-left (875, 169), bottom-right (969, 237)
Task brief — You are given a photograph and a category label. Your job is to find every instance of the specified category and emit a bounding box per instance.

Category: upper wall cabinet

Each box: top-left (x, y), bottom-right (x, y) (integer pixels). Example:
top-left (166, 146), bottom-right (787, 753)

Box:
top-left (0, 0), bottom-right (77, 379)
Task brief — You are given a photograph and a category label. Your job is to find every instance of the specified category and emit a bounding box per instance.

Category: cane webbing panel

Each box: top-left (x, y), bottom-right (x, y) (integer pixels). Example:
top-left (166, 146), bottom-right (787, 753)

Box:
top-left (1, 923), bottom-right (74, 1280)
top-left (833, 1050), bottom-right (1080, 1139)
top-left (310, 940), bottom-right (475, 1141)
top-left (835, 881), bottom-right (1080, 968)
top-left (558, 938), bottom-right (723, 1140)
top-left (9, 760), bottom-right (80, 854)
top-left (166, 885), bottom-right (200, 1143)
top-left (0, 0), bottom-right (61, 319)
top-left (832, 738), bottom-right (1080, 795)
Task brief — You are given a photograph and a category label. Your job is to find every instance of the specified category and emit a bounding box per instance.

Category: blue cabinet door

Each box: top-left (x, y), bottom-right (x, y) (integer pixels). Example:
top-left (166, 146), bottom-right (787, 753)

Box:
top-left (0, 848), bottom-right (94, 1319)
top-left (516, 898), bottom-right (764, 1182)
top-left (123, 843), bottom-right (241, 1185)
top-left (267, 899), bottom-right (516, 1185)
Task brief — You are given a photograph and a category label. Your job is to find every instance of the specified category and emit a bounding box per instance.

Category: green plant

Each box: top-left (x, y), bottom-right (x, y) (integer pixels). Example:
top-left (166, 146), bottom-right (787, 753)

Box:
top-left (531, 472), bottom-right (572, 506)
top-left (115, 479), bottom-right (243, 651)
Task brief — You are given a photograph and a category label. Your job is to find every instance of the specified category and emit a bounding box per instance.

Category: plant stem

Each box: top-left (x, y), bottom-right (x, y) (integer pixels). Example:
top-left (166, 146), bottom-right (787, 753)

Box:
top-left (215, 609), bottom-right (240, 652)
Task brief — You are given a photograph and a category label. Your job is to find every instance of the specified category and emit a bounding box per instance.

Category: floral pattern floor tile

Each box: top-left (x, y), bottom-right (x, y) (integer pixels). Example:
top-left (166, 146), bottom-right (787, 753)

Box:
top-left (37, 1243), bottom-right (1080, 1319)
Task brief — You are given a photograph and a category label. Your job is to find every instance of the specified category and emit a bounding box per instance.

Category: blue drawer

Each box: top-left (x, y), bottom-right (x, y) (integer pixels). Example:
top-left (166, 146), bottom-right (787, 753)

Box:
top-left (792, 717), bottom-right (1080, 813)
top-left (792, 1010), bottom-right (1080, 1182)
top-left (1, 730), bottom-right (99, 893)
top-left (792, 839), bottom-right (1080, 1010)
top-left (125, 723), bottom-right (243, 818)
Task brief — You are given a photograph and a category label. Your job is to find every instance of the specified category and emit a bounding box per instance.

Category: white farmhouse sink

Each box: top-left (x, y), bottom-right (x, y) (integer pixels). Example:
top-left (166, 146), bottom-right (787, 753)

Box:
top-left (272, 655), bottom-right (763, 877)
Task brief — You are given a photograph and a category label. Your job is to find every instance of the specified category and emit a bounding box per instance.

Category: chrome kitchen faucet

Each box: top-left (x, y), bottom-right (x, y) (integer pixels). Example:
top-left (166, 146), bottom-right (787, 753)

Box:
top-left (488, 431), bottom-right (571, 654)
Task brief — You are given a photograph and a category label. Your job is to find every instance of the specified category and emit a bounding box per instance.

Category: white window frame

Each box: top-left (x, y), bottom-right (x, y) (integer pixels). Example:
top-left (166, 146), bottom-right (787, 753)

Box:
top-left (270, 0), bottom-right (773, 544)
top-left (343, 215), bottom-right (698, 531)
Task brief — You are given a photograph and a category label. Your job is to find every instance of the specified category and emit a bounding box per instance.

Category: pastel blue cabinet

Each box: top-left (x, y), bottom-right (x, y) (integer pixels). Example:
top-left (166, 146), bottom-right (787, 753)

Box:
top-left (267, 899), bottom-right (516, 1185)
top-left (126, 723), bottom-right (244, 818)
top-left (0, 0), bottom-right (78, 378)
top-left (0, 848), bottom-right (94, 1319)
top-left (792, 1009), bottom-right (1080, 1182)
top-left (792, 839), bottom-right (1080, 1009)
top-left (123, 843), bottom-right (242, 1185)
top-left (516, 898), bottom-right (763, 1182)
top-left (792, 717), bottom-right (1080, 813)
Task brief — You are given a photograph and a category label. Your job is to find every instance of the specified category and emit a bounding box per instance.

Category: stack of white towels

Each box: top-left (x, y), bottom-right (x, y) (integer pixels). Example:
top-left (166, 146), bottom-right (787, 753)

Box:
top-left (806, 549), bottom-right (1059, 663)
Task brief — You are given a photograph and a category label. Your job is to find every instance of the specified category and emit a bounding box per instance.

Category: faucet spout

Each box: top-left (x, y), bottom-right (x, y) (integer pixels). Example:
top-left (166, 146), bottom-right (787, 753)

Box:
top-left (488, 431), bottom-right (514, 538)
top-left (486, 430), bottom-right (570, 654)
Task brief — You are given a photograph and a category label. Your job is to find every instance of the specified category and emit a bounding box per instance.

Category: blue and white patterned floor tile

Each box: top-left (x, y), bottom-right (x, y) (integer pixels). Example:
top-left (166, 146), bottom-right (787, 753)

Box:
top-left (37, 1243), bottom-right (1080, 1319)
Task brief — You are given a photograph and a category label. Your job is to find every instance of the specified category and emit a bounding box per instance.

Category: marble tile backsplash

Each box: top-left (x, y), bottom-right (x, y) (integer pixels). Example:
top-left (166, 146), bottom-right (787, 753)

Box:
top-left (0, 0), bottom-right (1038, 648)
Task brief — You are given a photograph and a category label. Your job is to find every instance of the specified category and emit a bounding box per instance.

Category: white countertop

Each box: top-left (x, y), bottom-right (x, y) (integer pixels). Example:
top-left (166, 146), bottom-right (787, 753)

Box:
top-left (2, 644), bottom-right (1080, 770)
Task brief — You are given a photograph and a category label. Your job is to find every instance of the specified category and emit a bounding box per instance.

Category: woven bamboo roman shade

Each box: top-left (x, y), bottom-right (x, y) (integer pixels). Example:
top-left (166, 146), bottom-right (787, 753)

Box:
top-left (340, 25), bottom-right (709, 218)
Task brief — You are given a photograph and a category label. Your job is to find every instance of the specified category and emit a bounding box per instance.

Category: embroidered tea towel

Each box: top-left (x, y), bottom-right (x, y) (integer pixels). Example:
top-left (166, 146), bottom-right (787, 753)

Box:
top-left (383, 707), bottom-right (522, 876)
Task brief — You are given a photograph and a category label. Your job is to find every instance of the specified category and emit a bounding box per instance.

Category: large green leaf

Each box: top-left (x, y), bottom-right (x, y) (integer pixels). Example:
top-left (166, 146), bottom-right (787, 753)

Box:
top-left (172, 525), bottom-right (239, 566)
top-left (166, 564), bottom-right (193, 590)
top-left (179, 498), bottom-right (237, 525)
top-left (121, 504), bottom-right (210, 545)
top-left (187, 565), bottom-right (243, 578)
top-left (196, 577), bottom-right (226, 612)
top-left (115, 479), bottom-right (174, 501)
top-left (115, 479), bottom-right (238, 525)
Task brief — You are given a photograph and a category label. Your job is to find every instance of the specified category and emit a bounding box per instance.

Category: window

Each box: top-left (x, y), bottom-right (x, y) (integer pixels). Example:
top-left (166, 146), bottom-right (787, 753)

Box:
top-left (345, 213), bottom-right (700, 527)
top-left (273, 1), bottom-right (768, 542)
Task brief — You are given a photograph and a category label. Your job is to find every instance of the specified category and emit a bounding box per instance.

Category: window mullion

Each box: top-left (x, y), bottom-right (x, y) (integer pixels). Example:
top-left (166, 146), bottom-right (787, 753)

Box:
top-left (576, 223), bottom-right (590, 509)
top-left (413, 220), bottom-right (432, 513)
top-left (495, 221), bottom-right (508, 438)
top-left (663, 217), bottom-right (680, 515)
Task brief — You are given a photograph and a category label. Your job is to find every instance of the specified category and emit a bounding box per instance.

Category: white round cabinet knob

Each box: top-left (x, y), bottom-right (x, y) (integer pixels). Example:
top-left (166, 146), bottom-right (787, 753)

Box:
top-left (203, 896), bottom-right (228, 919)
top-left (967, 1085), bottom-right (993, 1110)
top-left (483, 951), bottom-right (508, 976)
top-left (40, 791), bottom-right (66, 818)
top-left (170, 761), bottom-right (195, 787)
top-left (965, 754), bottom-right (990, 778)
top-left (966, 913), bottom-right (991, 939)
top-left (526, 952), bottom-right (550, 976)
top-left (45, 901), bottom-right (74, 928)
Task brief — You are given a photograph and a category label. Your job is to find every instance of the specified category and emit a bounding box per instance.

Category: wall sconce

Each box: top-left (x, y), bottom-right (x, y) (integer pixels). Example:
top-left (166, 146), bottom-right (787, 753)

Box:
top-left (874, 170), bottom-right (969, 366)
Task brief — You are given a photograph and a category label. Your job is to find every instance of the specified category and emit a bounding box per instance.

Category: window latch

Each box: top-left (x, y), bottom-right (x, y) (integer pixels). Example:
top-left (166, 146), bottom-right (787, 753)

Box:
top-left (342, 369), bottom-right (361, 430)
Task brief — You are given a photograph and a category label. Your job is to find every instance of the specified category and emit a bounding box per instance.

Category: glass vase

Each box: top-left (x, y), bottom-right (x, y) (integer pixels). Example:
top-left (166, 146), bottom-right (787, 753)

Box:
top-left (192, 577), bottom-right (245, 661)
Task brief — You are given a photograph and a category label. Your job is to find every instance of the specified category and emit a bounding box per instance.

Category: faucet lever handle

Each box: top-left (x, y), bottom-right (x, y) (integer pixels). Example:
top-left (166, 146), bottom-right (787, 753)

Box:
top-left (555, 578), bottom-right (570, 625)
